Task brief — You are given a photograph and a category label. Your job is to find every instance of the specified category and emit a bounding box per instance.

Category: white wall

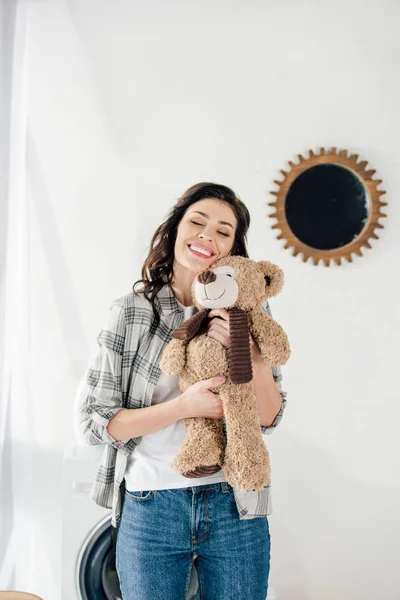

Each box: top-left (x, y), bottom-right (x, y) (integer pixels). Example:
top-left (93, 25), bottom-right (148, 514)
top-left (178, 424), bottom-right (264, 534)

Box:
top-left (24, 0), bottom-right (400, 598)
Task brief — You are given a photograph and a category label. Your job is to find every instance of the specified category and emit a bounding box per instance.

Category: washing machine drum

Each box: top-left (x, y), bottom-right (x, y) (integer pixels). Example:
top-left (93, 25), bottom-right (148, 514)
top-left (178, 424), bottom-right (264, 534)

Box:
top-left (78, 516), bottom-right (121, 600)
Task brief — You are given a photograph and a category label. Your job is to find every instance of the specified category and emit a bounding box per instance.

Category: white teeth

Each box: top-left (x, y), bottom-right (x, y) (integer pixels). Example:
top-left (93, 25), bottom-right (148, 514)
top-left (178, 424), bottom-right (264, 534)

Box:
top-left (190, 244), bottom-right (212, 257)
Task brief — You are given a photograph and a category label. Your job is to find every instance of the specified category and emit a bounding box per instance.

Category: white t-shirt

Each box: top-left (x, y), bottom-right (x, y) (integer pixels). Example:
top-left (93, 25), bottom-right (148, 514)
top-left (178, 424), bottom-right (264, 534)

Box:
top-left (124, 300), bottom-right (227, 491)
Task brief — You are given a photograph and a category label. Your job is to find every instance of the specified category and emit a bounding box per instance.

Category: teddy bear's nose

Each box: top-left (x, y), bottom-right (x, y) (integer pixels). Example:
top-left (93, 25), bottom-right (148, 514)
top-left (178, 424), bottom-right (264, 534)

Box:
top-left (198, 270), bottom-right (216, 285)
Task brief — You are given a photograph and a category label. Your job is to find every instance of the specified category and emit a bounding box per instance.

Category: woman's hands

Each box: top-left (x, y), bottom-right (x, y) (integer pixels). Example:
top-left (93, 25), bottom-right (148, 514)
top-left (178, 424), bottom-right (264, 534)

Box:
top-left (206, 308), bottom-right (231, 347)
top-left (207, 308), bottom-right (257, 352)
top-left (178, 310), bottom-right (262, 421)
top-left (179, 376), bottom-right (226, 419)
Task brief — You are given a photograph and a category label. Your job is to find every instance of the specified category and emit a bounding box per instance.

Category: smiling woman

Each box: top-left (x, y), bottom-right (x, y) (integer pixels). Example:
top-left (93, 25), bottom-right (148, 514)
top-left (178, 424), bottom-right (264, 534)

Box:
top-left (132, 182), bottom-right (251, 319)
top-left (77, 182), bottom-right (287, 600)
top-left (171, 197), bottom-right (239, 305)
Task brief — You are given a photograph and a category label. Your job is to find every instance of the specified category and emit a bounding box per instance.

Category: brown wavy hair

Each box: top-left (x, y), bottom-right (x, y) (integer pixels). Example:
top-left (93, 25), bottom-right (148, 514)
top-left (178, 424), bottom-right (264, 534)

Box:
top-left (133, 182), bottom-right (251, 327)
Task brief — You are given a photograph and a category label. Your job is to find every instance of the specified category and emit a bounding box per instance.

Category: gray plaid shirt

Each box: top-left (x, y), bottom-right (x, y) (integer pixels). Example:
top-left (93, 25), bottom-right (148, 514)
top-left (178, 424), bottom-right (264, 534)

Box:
top-left (77, 283), bottom-right (287, 528)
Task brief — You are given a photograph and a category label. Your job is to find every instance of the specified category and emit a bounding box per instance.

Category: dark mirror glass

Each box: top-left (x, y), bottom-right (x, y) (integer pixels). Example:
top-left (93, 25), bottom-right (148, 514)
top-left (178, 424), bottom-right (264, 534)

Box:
top-left (285, 164), bottom-right (369, 250)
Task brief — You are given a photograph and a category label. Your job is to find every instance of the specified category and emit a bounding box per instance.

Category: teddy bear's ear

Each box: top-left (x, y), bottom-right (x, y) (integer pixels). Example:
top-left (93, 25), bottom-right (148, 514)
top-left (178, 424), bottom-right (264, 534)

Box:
top-left (258, 261), bottom-right (284, 298)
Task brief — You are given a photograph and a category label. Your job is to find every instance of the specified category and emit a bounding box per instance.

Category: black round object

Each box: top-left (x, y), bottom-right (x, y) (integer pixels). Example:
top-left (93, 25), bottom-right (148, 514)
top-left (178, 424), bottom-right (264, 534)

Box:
top-left (77, 516), bottom-right (122, 600)
top-left (285, 164), bottom-right (369, 250)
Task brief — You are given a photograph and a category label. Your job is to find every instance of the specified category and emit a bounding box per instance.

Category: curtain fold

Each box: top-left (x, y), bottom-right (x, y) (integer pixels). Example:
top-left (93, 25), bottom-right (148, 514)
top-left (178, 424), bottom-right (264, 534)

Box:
top-left (0, 0), bottom-right (37, 594)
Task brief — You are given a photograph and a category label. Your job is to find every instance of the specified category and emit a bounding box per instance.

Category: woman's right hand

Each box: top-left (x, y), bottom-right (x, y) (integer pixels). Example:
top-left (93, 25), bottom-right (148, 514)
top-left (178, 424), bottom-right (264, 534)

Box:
top-left (179, 376), bottom-right (226, 419)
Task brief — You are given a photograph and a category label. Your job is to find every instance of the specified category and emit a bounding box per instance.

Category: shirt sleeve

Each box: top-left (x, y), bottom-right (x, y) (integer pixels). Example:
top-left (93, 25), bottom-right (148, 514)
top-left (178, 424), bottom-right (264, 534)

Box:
top-left (258, 299), bottom-right (288, 436)
top-left (75, 298), bottom-right (129, 450)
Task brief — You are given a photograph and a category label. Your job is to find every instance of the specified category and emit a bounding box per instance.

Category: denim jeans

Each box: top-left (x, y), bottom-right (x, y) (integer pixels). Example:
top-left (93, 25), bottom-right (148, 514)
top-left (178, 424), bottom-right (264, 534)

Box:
top-left (116, 481), bottom-right (270, 600)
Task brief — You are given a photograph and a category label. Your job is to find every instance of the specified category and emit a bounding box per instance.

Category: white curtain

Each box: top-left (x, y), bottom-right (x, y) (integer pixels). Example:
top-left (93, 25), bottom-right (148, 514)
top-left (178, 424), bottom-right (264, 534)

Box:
top-left (0, 2), bottom-right (57, 598)
top-left (0, 0), bottom-right (32, 588)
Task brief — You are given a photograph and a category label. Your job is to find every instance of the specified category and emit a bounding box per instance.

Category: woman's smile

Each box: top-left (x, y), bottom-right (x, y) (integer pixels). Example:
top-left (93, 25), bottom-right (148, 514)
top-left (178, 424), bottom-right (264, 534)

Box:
top-left (187, 244), bottom-right (215, 259)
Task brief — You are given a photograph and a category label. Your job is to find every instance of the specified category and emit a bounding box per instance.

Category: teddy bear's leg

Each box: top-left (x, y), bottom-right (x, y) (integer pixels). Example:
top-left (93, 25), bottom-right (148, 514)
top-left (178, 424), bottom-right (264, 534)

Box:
top-left (220, 381), bottom-right (271, 491)
top-left (173, 416), bottom-right (226, 478)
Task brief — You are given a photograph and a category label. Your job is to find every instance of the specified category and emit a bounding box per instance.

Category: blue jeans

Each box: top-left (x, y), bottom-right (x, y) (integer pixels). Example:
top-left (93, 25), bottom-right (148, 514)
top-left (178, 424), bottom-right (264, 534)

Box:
top-left (116, 481), bottom-right (270, 600)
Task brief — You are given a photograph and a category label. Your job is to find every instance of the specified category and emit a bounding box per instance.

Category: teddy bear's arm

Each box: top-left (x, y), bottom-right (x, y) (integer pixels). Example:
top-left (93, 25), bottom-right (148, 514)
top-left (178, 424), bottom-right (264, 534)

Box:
top-left (248, 309), bottom-right (290, 366)
top-left (159, 338), bottom-right (187, 376)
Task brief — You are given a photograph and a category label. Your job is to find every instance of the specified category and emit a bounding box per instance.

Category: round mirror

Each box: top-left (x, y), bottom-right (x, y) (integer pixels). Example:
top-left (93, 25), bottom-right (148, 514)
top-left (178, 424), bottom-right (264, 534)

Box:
top-left (268, 148), bottom-right (387, 266)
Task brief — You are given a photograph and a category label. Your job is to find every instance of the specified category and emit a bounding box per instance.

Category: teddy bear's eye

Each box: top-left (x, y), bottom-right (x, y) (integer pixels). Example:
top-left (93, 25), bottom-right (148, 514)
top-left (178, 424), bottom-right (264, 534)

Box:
top-left (226, 273), bottom-right (232, 277)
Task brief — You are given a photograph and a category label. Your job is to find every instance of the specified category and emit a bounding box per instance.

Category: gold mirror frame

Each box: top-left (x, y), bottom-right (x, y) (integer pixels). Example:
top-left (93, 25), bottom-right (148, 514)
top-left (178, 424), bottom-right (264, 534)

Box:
top-left (268, 148), bottom-right (387, 266)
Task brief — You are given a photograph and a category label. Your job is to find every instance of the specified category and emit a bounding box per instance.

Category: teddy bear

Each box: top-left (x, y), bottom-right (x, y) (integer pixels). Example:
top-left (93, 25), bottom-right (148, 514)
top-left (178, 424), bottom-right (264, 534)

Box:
top-left (159, 255), bottom-right (290, 492)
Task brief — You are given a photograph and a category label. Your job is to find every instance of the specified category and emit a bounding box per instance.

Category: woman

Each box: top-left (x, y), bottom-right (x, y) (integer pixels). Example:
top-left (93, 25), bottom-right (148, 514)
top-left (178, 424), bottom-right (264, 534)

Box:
top-left (77, 182), bottom-right (287, 600)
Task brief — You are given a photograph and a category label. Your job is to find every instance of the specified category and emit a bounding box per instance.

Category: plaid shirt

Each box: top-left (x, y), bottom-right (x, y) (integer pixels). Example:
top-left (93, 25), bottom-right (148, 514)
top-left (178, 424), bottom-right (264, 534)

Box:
top-left (77, 282), bottom-right (287, 528)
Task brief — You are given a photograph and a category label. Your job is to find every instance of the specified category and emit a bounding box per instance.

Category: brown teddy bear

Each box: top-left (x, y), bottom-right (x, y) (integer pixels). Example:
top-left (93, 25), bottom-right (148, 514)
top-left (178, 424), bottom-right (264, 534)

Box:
top-left (160, 256), bottom-right (290, 492)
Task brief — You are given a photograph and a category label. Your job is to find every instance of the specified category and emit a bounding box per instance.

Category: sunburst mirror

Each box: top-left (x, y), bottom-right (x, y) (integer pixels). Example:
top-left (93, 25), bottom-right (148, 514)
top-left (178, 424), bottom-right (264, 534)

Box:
top-left (268, 148), bottom-right (387, 266)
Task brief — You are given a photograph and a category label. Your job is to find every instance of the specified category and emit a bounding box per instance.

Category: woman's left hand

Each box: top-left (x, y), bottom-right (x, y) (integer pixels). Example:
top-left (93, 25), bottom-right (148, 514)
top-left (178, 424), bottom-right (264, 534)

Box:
top-left (207, 308), bottom-right (256, 350)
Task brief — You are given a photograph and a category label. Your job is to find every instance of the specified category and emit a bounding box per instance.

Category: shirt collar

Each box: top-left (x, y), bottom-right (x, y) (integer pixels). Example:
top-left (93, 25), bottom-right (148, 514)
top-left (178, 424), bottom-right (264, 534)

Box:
top-left (157, 281), bottom-right (184, 316)
top-left (157, 276), bottom-right (200, 317)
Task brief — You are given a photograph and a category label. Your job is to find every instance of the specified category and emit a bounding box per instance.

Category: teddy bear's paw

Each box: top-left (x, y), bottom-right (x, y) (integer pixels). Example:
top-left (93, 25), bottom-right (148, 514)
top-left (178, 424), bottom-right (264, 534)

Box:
top-left (222, 444), bottom-right (270, 491)
top-left (173, 440), bottom-right (224, 478)
top-left (226, 469), bottom-right (270, 492)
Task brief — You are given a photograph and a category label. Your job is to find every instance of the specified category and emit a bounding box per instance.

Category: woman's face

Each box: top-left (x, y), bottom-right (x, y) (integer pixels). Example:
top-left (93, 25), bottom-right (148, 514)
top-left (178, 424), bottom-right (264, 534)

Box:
top-left (173, 198), bottom-right (238, 274)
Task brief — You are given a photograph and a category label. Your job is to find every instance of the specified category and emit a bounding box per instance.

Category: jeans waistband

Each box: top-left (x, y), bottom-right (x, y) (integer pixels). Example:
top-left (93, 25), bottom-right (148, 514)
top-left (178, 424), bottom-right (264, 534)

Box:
top-left (185, 481), bottom-right (232, 494)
